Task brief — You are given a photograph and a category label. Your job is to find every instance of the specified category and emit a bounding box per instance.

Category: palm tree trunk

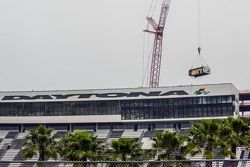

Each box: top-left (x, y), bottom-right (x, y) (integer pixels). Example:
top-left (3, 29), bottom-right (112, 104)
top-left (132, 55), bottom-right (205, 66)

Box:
top-left (39, 144), bottom-right (45, 161)
top-left (205, 146), bottom-right (212, 167)
top-left (231, 143), bottom-right (237, 159)
top-left (38, 144), bottom-right (45, 167)
top-left (122, 154), bottom-right (126, 161)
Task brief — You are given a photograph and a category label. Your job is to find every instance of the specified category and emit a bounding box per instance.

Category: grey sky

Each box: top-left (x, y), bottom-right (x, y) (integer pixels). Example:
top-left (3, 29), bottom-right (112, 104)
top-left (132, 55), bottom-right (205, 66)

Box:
top-left (0, 0), bottom-right (249, 91)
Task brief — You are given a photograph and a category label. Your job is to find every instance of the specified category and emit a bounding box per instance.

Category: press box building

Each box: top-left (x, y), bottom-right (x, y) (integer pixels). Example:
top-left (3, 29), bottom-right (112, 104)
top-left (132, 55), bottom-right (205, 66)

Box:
top-left (0, 83), bottom-right (239, 132)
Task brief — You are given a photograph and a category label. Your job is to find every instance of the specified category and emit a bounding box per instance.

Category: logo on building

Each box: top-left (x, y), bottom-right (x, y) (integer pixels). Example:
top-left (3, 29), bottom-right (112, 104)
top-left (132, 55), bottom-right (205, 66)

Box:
top-left (1, 90), bottom-right (189, 101)
top-left (194, 88), bottom-right (210, 95)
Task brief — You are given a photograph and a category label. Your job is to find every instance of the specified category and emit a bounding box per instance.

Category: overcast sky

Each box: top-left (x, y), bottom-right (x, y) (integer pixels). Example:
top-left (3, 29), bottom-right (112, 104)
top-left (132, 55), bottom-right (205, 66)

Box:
top-left (0, 0), bottom-right (249, 91)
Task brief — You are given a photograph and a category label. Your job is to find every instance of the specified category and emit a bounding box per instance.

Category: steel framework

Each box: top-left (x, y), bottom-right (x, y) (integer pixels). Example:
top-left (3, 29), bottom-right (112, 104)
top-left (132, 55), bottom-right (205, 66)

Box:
top-left (144, 0), bottom-right (171, 87)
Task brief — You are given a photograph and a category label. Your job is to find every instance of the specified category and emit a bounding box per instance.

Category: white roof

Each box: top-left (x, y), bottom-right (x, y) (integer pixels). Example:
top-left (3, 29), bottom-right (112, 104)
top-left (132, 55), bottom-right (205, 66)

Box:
top-left (0, 83), bottom-right (238, 103)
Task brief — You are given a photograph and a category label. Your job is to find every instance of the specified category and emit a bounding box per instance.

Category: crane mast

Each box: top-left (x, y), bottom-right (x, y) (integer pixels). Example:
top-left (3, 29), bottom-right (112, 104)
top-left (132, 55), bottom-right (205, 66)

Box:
top-left (144, 0), bottom-right (171, 87)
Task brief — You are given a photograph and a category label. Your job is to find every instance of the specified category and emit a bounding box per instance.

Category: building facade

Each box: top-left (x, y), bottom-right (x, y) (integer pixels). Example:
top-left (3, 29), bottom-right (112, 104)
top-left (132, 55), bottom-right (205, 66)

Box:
top-left (0, 83), bottom-right (239, 131)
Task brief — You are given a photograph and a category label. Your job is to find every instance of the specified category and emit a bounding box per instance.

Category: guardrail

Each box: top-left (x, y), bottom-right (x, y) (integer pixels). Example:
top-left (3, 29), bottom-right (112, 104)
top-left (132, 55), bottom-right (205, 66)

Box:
top-left (0, 160), bottom-right (250, 167)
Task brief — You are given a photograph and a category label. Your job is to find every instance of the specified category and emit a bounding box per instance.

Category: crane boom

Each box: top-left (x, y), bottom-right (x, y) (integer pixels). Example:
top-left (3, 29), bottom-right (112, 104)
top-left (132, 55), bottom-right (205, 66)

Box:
top-left (144, 0), bottom-right (171, 87)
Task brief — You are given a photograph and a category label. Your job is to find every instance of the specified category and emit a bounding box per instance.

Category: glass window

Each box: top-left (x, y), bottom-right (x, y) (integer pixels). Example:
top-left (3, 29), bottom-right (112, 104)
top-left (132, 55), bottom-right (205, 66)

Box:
top-left (183, 98), bottom-right (188, 105)
top-left (212, 97), bottom-right (217, 104)
top-left (187, 98), bottom-right (193, 105)
top-left (202, 97), bottom-right (207, 104)
top-left (222, 96), bottom-right (227, 103)
top-left (207, 107), bottom-right (213, 117)
top-left (173, 99), bottom-right (178, 106)
top-left (206, 97), bottom-right (211, 104)
top-left (187, 107), bottom-right (193, 117)
top-left (217, 97), bottom-right (222, 103)
top-left (212, 106), bottom-right (218, 116)
top-left (173, 108), bottom-right (179, 118)
top-left (227, 96), bottom-right (232, 103)
top-left (198, 97), bottom-right (203, 104)
top-left (0, 96), bottom-right (236, 119)
top-left (193, 98), bottom-right (198, 104)
top-left (197, 107), bottom-right (203, 117)
top-left (203, 107), bottom-right (208, 117)
top-left (169, 99), bottom-right (173, 106)
top-left (178, 108), bottom-right (184, 118)
top-left (192, 107), bottom-right (197, 117)
top-left (155, 123), bottom-right (165, 129)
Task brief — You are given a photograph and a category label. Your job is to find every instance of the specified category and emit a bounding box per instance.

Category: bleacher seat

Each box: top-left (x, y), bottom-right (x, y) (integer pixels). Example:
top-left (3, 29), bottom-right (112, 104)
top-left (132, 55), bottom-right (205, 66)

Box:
top-left (11, 139), bottom-right (25, 149)
top-left (0, 162), bottom-right (9, 167)
top-left (5, 131), bottom-right (18, 139)
top-left (13, 151), bottom-right (24, 161)
top-left (141, 138), bottom-right (154, 150)
top-left (143, 130), bottom-right (163, 138)
top-left (0, 149), bottom-right (19, 161)
top-left (105, 138), bottom-right (118, 145)
top-left (109, 130), bottom-right (124, 138)
top-left (122, 130), bottom-right (143, 139)
top-left (239, 149), bottom-right (250, 167)
top-left (0, 131), bottom-right (248, 166)
top-left (212, 149), bottom-right (224, 167)
top-left (247, 150), bottom-right (250, 166)
top-left (55, 131), bottom-right (67, 138)
top-left (16, 133), bottom-right (28, 140)
top-left (0, 139), bottom-right (14, 149)
top-left (94, 130), bottom-right (110, 139)
top-left (186, 149), bottom-right (206, 167)
top-left (0, 131), bottom-right (9, 139)
top-left (0, 149), bottom-right (6, 159)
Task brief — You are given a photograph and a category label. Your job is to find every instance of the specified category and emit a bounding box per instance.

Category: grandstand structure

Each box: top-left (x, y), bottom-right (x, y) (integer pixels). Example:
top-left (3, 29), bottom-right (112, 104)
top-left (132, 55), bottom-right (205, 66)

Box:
top-left (0, 83), bottom-right (239, 131)
top-left (0, 83), bottom-right (250, 165)
top-left (240, 90), bottom-right (250, 118)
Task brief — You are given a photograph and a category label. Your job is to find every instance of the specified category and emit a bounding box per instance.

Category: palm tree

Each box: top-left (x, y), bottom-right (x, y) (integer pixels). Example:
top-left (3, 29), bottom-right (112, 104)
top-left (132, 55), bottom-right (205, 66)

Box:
top-left (109, 138), bottom-right (142, 161)
top-left (187, 119), bottom-right (221, 167)
top-left (222, 117), bottom-right (250, 159)
top-left (58, 130), bottom-right (102, 162)
top-left (152, 130), bottom-right (186, 160)
top-left (21, 125), bottom-right (58, 166)
top-left (216, 120), bottom-right (235, 158)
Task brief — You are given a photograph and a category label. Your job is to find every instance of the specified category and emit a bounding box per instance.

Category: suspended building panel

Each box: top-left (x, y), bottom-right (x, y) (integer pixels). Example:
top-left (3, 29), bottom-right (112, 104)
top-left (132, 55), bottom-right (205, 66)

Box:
top-left (189, 66), bottom-right (211, 78)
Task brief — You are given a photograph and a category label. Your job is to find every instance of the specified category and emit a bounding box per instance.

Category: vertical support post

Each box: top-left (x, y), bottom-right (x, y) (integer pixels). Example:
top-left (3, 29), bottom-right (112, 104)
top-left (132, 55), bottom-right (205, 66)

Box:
top-left (69, 123), bottom-right (72, 132)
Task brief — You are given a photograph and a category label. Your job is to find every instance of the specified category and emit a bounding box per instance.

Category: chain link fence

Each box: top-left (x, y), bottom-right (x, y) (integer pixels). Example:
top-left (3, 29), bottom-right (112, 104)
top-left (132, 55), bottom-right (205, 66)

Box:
top-left (0, 160), bottom-right (250, 167)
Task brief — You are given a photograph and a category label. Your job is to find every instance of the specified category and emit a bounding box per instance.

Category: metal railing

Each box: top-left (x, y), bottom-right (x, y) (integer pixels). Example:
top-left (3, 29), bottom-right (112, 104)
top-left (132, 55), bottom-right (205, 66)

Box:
top-left (0, 160), bottom-right (250, 167)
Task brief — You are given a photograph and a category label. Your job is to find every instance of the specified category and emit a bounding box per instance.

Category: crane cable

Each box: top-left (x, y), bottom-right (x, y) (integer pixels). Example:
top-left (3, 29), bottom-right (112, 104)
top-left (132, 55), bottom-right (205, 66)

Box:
top-left (190, 0), bottom-right (209, 69)
top-left (142, 28), bottom-right (154, 87)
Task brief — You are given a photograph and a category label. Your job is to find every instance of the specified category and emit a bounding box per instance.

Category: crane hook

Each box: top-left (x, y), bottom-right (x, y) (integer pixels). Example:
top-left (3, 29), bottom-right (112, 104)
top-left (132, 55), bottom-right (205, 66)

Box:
top-left (198, 47), bottom-right (201, 55)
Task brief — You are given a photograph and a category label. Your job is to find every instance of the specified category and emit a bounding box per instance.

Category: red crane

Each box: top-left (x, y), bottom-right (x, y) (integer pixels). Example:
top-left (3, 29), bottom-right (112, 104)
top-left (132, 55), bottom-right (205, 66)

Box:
top-left (144, 0), bottom-right (171, 87)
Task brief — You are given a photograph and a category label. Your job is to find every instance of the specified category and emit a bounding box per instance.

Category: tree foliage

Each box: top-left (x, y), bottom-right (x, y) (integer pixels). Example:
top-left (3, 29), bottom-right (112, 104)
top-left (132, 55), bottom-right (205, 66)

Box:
top-left (219, 117), bottom-right (250, 159)
top-left (109, 138), bottom-right (142, 161)
top-left (20, 117), bottom-right (250, 164)
top-left (187, 119), bottom-right (221, 159)
top-left (21, 125), bottom-right (58, 166)
top-left (58, 130), bottom-right (102, 161)
top-left (152, 130), bottom-right (187, 160)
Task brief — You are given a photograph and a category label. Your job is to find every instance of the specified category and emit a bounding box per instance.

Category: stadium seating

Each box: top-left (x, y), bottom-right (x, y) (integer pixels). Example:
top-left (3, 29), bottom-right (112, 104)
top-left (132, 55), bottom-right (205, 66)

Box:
top-left (5, 132), bottom-right (18, 139)
top-left (109, 130), bottom-right (124, 138)
top-left (0, 131), bottom-right (9, 139)
top-left (121, 129), bottom-right (144, 139)
top-left (0, 149), bottom-right (6, 159)
top-left (141, 137), bottom-right (154, 150)
top-left (143, 130), bottom-right (163, 138)
top-left (94, 130), bottom-right (110, 139)
top-left (0, 130), bottom-right (249, 166)
top-left (1, 149), bottom-right (19, 161)
top-left (54, 131), bottom-right (67, 138)
top-left (0, 139), bottom-right (14, 150)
